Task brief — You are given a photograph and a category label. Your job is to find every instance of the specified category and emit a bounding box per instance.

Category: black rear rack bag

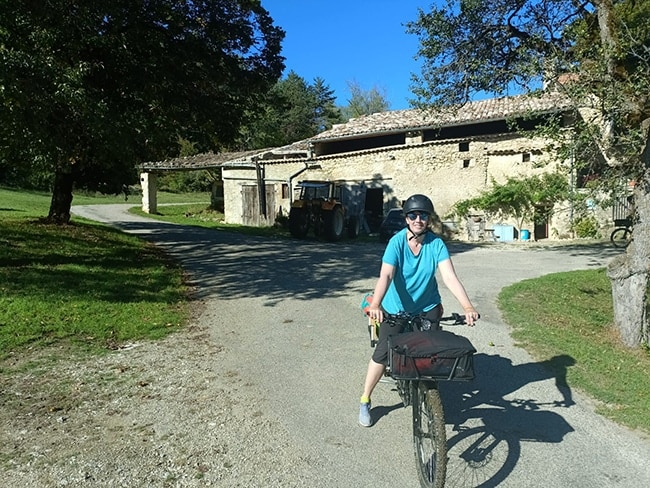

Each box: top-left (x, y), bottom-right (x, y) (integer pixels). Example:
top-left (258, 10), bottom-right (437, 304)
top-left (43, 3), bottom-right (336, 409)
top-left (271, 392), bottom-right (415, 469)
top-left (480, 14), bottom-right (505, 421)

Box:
top-left (389, 330), bottom-right (476, 381)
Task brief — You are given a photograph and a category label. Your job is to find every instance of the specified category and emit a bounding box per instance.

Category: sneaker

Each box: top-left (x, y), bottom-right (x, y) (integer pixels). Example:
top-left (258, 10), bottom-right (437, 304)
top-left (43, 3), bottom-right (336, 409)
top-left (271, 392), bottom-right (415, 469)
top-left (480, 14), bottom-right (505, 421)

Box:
top-left (359, 402), bottom-right (372, 427)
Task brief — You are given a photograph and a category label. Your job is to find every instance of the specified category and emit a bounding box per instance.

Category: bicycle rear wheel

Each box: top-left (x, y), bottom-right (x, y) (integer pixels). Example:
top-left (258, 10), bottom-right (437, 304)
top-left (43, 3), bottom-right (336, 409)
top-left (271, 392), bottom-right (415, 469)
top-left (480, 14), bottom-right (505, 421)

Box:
top-left (412, 381), bottom-right (447, 488)
top-left (610, 227), bottom-right (632, 248)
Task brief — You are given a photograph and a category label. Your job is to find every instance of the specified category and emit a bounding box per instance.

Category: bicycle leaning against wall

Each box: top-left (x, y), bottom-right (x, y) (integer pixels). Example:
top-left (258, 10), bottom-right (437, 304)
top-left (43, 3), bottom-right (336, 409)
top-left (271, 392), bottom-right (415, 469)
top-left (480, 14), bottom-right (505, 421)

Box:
top-left (363, 296), bottom-right (478, 488)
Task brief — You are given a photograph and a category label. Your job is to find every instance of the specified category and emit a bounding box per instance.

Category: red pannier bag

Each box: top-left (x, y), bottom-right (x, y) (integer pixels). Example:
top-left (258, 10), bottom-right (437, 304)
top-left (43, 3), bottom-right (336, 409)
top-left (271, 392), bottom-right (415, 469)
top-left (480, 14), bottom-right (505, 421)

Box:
top-left (388, 330), bottom-right (476, 381)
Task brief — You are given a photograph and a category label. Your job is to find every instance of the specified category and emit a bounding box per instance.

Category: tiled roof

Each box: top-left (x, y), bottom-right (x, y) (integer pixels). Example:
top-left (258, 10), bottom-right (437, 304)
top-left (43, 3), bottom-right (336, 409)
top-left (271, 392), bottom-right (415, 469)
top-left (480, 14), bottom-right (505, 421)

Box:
top-left (140, 92), bottom-right (572, 170)
top-left (310, 91), bottom-right (573, 141)
top-left (140, 140), bottom-right (310, 170)
top-left (140, 149), bottom-right (264, 171)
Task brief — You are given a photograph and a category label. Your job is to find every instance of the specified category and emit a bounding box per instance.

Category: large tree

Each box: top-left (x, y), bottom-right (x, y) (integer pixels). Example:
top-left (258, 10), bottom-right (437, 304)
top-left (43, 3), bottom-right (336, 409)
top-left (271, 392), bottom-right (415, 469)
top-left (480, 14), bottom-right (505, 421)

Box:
top-left (0, 0), bottom-right (284, 223)
top-left (312, 76), bottom-right (343, 132)
top-left (407, 0), bottom-right (649, 347)
top-left (236, 71), bottom-right (342, 149)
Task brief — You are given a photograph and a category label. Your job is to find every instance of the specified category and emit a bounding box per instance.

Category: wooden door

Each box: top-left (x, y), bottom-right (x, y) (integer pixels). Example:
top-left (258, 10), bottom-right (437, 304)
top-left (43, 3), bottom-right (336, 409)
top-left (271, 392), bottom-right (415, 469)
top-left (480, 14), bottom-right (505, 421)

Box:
top-left (241, 185), bottom-right (276, 226)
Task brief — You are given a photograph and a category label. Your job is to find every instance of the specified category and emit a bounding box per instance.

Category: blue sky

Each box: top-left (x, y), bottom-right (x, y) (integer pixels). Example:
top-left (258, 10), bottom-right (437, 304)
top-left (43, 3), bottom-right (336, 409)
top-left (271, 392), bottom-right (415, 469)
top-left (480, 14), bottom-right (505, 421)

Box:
top-left (260, 1), bottom-right (437, 110)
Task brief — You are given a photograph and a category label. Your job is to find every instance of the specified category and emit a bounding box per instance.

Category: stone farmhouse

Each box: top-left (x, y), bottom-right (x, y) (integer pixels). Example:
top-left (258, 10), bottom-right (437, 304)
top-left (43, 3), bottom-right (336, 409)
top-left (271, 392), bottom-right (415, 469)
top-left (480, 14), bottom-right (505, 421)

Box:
top-left (140, 91), bottom-right (615, 242)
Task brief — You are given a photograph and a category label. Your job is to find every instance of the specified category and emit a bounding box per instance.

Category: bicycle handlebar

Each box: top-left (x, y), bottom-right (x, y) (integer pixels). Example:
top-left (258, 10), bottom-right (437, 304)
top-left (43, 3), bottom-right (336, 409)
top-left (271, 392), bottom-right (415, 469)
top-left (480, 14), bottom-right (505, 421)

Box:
top-left (440, 312), bottom-right (480, 325)
top-left (378, 311), bottom-right (480, 328)
top-left (365, 311), bottom-right (479, 347)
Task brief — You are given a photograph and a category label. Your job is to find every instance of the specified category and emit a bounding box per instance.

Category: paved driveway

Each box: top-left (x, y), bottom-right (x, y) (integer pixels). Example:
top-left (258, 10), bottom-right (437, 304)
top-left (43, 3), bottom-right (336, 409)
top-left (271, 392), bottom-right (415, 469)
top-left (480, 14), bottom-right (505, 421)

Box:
top-left (72, 204), bottom-right (650, 487)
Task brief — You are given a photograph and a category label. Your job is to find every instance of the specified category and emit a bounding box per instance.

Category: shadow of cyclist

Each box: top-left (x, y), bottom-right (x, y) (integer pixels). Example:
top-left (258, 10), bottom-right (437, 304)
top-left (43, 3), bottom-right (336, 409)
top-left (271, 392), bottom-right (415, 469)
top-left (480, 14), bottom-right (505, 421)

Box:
top-left (438, 353), bottom-right (576, 487)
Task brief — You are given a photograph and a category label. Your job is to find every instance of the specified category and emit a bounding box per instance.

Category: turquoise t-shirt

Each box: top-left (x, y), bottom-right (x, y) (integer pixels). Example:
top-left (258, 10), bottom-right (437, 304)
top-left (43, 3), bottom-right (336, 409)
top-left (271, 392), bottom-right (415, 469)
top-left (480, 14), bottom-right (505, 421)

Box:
top-left (380, 229), bottom-right (450, 314)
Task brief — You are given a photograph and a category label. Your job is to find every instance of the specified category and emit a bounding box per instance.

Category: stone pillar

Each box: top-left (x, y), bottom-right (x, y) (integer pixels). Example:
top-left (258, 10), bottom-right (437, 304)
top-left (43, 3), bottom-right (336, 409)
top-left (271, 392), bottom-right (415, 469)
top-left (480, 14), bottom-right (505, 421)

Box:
top-left (140, 172), bottom-right (157, 214)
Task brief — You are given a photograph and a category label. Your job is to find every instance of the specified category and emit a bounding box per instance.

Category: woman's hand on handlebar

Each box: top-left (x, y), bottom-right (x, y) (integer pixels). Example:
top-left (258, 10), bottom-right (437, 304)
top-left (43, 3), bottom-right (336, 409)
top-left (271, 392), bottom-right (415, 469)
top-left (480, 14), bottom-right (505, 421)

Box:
top-left (366, 305), bottom-right (384, 324)
top-left (463, 307), bottom-right (480, 326)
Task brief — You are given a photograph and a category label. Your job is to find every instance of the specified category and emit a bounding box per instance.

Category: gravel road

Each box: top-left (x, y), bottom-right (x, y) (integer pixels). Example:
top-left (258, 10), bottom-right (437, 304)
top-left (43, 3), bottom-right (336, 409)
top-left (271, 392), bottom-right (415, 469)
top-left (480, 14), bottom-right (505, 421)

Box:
top-left (2, 204), bottom-right (649, 487)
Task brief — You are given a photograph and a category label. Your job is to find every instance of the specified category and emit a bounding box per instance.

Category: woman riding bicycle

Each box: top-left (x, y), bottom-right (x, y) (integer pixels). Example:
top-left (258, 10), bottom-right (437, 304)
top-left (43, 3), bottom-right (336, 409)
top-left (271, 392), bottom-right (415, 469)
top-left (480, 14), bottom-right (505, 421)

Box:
top-left (359, 194), bottom-right (479, 427)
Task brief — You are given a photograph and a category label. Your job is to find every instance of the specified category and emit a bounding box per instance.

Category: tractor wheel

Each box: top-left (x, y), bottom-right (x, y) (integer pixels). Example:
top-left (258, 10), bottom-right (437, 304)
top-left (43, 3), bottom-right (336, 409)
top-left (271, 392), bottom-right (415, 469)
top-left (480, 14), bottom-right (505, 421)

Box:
top-left (289, 207), bottom-right (309, 238)
top-left (323, 206), bottom-right (345, 241)
top-left (347, 215), bottom-right (360, 238)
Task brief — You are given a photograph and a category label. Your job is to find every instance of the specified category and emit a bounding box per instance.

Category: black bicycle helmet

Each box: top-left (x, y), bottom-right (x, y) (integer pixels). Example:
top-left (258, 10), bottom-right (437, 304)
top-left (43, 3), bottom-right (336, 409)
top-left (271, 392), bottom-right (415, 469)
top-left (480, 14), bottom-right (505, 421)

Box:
top-left (403, 194), bottom-right (434, 215)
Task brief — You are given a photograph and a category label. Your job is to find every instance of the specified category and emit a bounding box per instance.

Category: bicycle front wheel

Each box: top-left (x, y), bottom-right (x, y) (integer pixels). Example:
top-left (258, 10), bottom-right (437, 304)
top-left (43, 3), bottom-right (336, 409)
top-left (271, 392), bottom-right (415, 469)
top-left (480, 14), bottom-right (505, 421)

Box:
top-left (412, 381), bottom-right (447, 488)
top-left (610, 227), bottom-right (632, 248)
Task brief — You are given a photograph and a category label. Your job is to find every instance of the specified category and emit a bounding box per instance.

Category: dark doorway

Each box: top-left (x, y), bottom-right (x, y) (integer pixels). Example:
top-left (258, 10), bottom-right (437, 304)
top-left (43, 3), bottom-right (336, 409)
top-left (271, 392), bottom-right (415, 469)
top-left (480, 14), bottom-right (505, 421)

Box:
top-left (534, 205), bottom-right (550, 240)
top-left (364, 188), bottom-right (384, 232)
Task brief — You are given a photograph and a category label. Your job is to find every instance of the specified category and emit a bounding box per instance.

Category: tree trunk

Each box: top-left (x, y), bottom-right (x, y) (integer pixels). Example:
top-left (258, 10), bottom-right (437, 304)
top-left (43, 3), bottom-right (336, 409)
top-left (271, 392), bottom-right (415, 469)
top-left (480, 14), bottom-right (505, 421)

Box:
top-left (607, 255), bottom-right (647, 347)
top-left (595, 0), bottom-right (649, 348)
top-left (47, 169), bottom-right (74, 224)
top-left (607, 177), bottom-right (650, 348)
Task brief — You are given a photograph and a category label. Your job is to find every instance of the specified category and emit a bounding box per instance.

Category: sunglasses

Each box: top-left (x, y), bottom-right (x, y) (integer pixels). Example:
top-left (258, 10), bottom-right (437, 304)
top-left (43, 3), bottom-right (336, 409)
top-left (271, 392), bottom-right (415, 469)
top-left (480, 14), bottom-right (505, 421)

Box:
top-left (406, 212), bottom-right (430, 221)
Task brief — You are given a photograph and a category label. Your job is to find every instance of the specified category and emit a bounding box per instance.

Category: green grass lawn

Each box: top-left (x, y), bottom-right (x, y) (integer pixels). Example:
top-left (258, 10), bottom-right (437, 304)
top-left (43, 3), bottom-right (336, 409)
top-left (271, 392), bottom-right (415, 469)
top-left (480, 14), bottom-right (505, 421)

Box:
top-left (0, 187), bottom-right (191, 360)
top-left (0, 186), bottom-right (211, 218)
top-left (499, 269), bottom-right (650, 433)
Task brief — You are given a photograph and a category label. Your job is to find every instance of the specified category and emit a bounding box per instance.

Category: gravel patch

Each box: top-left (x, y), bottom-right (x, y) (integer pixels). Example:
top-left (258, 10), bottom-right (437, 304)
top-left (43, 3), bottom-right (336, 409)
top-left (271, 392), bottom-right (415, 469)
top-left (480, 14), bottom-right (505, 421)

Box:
top-left (1, 313), bottom-right (315, 487)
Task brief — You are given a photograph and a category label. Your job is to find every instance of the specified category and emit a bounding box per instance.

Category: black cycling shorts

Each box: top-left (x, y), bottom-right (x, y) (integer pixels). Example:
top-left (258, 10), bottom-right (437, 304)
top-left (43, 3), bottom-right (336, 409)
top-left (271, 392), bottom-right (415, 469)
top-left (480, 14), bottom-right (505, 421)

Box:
top-left (371, 305), bottom-right (443, 365)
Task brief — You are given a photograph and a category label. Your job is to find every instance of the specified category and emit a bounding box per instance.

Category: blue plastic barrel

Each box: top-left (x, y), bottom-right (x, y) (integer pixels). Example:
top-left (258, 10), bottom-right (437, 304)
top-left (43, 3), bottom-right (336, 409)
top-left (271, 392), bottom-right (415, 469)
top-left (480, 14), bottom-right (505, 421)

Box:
top-left (521, 229), bottom-right (530, 240)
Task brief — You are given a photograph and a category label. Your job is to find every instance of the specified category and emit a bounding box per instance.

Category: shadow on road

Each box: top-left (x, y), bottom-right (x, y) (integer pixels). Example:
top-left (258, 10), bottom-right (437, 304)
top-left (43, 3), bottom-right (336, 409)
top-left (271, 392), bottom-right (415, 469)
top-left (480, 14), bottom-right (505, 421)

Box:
top-left (106, 218), bottom-right (387, 303)
top-left (438, 353), bottom-right (576, 487)
top-left (369, 402), bottom-right (404, 424)
top-left (92, 210), bottom-right (620, 307)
